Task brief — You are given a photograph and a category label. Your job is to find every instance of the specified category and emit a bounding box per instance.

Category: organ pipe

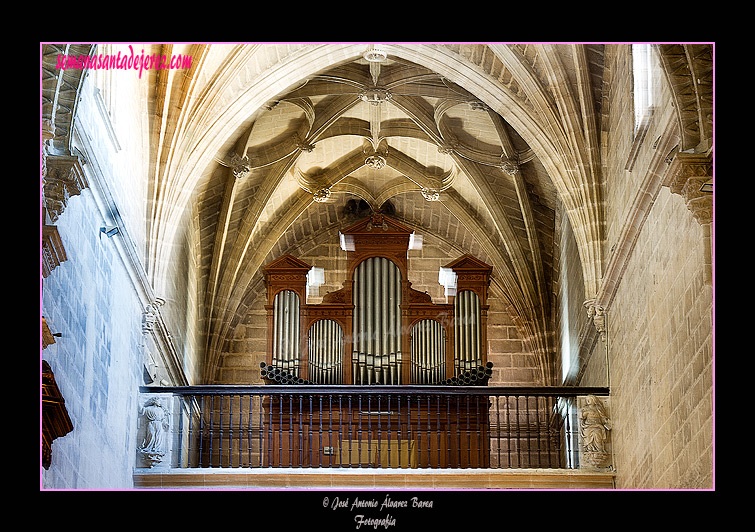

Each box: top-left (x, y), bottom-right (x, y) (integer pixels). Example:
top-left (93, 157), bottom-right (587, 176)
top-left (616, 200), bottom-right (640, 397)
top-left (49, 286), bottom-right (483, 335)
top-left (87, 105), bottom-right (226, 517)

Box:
top-left (352, 257), bottom-right (402, 385)
top-left (454, 290), bottom-right (481, 375)
top-left (411, 319), bottom-right (445, 384)
top-left (308, 319), bottom-right (343, 384)
top-left (273, 290), bottom-right (300, 376)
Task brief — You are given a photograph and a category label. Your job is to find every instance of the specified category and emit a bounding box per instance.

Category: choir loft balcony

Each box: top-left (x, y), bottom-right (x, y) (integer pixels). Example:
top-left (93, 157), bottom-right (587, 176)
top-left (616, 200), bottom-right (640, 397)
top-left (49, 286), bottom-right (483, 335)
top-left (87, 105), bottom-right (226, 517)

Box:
top-left (135, 213), bottom-right (614, 489)
top-left (133, 384), bottom-right (614, 489)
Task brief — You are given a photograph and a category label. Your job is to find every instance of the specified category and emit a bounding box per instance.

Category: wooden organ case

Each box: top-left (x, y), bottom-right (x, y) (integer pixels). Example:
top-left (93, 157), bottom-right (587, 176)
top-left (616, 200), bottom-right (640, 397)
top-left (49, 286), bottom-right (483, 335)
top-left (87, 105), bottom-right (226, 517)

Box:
top-left (261, 213), bottom-right (494, 468)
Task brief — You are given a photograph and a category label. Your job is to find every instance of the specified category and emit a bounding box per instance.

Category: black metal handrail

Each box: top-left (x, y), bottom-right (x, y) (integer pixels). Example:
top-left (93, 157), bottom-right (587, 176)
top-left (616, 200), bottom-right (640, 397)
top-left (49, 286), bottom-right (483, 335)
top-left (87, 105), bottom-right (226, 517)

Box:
top-left (140, 385), bottom-right (608, 470)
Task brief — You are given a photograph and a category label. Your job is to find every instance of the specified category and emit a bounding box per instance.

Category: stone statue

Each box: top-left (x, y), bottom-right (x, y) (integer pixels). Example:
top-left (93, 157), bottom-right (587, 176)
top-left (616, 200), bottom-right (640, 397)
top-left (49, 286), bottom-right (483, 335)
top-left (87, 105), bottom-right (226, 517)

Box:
top-left (580, 395), bottom-right (612, 467)
top-left (138, 397), bottom-right (171, 467)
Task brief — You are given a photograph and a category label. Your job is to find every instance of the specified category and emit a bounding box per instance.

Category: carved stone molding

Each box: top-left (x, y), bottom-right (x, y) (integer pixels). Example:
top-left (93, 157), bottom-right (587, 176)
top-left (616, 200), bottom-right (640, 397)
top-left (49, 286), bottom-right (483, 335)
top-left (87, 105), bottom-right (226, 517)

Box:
top-left (230, 153), bottom-right (251, 179)
top-left (584, 299), bottom-right (606, 342)
top-left (42, 225), bottom-right (67, 278)
top-left (44, 155), bottom-right (88, 223)
top-left (666, 151), bottom-right (713, 225)
top-left (142, 298), bottom-right (165, 333)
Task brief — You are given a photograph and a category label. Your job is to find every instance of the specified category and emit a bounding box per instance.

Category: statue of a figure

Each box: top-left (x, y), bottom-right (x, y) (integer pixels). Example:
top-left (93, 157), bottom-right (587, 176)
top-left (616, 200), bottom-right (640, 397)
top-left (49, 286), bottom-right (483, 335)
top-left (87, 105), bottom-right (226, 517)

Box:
top-left (139, 397), bottom-right (170, 467)
top-left (580, 395), bottom-right (612, 459)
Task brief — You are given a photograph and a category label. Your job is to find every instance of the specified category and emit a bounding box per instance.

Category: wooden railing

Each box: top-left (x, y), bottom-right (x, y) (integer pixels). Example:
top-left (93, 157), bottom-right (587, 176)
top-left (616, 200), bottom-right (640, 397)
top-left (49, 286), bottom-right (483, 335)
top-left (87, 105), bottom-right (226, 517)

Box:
top-left (138, 385), bottom-right (609, 470)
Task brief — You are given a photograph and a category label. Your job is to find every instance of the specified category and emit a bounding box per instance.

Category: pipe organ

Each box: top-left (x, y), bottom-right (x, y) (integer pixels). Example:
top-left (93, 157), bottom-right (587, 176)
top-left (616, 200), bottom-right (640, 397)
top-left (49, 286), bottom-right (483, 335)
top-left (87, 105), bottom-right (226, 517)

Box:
top-left (261, 213), bottom-right (494, 468)
top-left (262, 213), bottom-right (493, 386)
top-left (353, 257), bottom-right (402, 385)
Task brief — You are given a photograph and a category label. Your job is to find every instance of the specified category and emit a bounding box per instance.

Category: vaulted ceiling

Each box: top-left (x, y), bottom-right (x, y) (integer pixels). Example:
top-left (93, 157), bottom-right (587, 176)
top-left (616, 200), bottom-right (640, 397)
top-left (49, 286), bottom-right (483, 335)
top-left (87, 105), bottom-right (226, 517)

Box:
top-left (184, 44), bottom-right (610, 383)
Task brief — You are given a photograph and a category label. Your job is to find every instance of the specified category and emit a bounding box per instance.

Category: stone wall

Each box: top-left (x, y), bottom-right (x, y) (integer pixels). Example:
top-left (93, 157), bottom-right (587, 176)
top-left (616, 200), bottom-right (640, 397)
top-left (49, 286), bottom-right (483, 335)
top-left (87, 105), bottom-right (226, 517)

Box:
top-left (41, 50), bottom-right (186, 488)
top-left (42, 186), bottom-right (144, 489)
top-left (592, 45), bottom-right (714, 489)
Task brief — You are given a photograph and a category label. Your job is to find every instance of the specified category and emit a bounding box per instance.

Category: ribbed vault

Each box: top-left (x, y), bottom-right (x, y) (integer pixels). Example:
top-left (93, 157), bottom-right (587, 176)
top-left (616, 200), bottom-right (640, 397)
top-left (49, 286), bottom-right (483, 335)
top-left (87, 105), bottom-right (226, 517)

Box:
top-left (137, 43), bottom-right (709, 385)
top-left (141, 43), bottom-right (610, 384)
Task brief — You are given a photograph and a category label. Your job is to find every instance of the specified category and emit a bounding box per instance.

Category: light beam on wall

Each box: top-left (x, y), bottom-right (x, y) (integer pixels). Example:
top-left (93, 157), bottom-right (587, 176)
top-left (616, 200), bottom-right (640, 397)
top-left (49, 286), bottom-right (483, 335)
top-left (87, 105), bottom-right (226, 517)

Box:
top-left (438, 267), bottom-right (457, 297)
top-left (339, 232), bottom-right (355, 252)
top-left (307, 267), bottom-right (325, 298)
top-left (408, 232), bottom-right (423, 250)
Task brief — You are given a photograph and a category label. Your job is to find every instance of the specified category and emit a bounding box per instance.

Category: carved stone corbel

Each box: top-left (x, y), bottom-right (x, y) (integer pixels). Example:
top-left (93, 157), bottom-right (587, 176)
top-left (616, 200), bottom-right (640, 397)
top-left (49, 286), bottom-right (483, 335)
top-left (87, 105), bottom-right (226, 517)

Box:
top-left (666, 151), bottom-right (713, 225)
top-left (584, 299), bottom-right (607, 342)
top-left (142, 298), bottom-right (165, 333)
top-left (44, 155), bottom-right (88, 223)
top-left (42, 225), bottom-right (67, 278)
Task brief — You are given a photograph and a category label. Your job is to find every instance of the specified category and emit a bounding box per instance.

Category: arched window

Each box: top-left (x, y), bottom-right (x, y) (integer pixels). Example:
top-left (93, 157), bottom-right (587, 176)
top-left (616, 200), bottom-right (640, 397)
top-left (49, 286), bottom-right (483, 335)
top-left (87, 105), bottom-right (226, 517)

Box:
top-left (633, 43), bottom-right (654, 133)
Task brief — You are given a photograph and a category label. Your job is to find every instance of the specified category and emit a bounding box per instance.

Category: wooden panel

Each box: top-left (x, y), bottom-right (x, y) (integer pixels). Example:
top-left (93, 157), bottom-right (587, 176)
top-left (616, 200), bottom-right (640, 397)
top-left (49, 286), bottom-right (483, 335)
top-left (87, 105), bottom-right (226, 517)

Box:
top-left (261, 397), bottom-right (490, 468)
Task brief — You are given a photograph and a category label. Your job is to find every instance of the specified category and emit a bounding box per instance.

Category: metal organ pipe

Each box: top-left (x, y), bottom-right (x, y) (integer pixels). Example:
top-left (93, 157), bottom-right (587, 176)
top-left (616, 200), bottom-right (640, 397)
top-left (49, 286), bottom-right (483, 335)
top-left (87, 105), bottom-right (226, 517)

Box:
top-left (454, 290), bottom-right (481, 375)
top-left (411, 319), bottom-right (445, 384)
top-left (308, 319), bottom-right (343, 384)
top-left (273, 290), bottom-right (300, 376)
top-left (353, 257), bottom-right (402, 385)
